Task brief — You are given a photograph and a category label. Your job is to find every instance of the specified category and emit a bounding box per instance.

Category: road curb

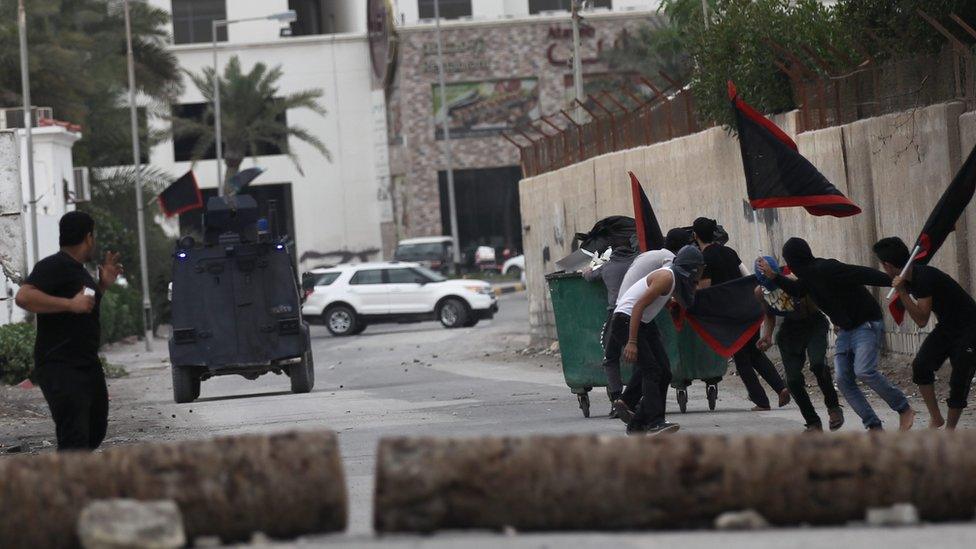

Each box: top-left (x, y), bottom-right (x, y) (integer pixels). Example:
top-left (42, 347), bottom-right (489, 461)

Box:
top-left (373, 430), bottom-right (976, 532)
top-left (493, 282), bottom-right (526, 296)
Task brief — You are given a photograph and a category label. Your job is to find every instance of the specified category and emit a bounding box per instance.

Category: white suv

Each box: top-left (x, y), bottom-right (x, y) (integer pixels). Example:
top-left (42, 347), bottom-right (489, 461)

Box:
top-left (301, 262), bottom-right (498, 336)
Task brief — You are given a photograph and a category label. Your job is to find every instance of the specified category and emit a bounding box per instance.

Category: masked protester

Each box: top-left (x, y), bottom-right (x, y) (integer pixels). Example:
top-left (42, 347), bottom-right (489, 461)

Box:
top-left (759, 237), bottom-right (915, 431)
top-left (755, 256), bottom-right (844, 432)
top-left (874, 237), bottom-right (976, 430)
top-left (15, 211), bottom-right (124, 451)
top-left (608, 245), bottom-right (703, 435)
top-left (693, 217), bottom-right (789, 411)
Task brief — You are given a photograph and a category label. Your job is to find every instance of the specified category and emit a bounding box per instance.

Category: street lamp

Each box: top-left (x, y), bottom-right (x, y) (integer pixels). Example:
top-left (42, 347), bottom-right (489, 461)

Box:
top-left (17, 0), bottom-right (38, 269)
top-left (212, 10), bottom-right (297, 196)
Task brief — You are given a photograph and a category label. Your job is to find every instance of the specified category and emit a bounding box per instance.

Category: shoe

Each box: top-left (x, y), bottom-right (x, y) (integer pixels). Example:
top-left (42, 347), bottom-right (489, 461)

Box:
top-left (608, 391), bottom-right (622, 419)
top-left (867, 424), bottom-right (883, 431)
top-left (804, 423), bottom-right (823, 433)
top-left (828, 406), bottom-right (844, 431)
top-left (778, 388), bottom-right (792, 408)
top-left (645, 422), bottom-right (681, 436)
top-left (612, 400), bottom-right (635, 424)
top-left (751, 405), bottom-right (771, 412)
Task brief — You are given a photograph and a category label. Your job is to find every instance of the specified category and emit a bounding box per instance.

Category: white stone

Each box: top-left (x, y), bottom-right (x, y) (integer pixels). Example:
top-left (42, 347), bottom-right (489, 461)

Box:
top-left (866, 503), bottom-right (920, 527)
top-left (77, 499), bottom-right (185, 549)
top-left (714, 509), bottom-right (770, 530)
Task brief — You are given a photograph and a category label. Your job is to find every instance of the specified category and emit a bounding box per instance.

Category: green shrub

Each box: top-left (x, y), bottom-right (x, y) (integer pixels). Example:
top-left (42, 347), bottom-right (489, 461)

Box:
top-left (0, 323), bottom-right (36, 385)
top-left (100, 285), bottom-right (142, 344)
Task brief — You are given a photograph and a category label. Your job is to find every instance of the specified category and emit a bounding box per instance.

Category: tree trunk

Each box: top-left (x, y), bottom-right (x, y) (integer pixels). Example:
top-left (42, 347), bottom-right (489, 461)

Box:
top-left (223, 155), bottom-right (243, 196)
top-left (374, 431), bottom-right (976, 532)
top-left (0, 431), bottom-right (347, 548)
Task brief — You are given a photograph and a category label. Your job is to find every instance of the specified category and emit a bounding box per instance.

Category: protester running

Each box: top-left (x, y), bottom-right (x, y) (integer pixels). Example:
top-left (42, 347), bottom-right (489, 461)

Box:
top-left (16, 211), bottom-right (124, 451)
top-left (755, 256), bottom-right (844, 432)
top-left (694, 217), bottom-right (789, 411)
top-left (874, 237), bottom-right (976, 430)
top-left (759, 238), bottom-right (915, 431)
top-left (606, 228), bottom-right (688, 418)
top-left (607, 245), bottom-right (704, 435)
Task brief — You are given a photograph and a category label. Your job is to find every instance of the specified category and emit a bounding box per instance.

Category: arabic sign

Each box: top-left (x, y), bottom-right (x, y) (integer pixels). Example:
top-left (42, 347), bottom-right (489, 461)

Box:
top-left (432, 78), bottom-right (540, 140)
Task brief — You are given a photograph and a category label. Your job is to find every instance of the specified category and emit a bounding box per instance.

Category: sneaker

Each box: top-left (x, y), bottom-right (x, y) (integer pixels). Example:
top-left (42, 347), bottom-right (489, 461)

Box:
top-left (804, 423), bottom-right (823, 433)
top-left (612, 400), bottom-right (635, 424)
top-left (645, 422), bottom-right (681, 436)
top-left (608, 406), bottom-right (618, 419)
top-left (828, 406), bottom-right (844, 431)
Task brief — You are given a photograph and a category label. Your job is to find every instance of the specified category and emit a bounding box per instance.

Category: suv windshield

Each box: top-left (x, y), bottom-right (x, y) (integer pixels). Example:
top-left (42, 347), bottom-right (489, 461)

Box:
top-left (413, 266), bottom-right (447, 282)
top-left (395, 242), bottom-right (449, 260)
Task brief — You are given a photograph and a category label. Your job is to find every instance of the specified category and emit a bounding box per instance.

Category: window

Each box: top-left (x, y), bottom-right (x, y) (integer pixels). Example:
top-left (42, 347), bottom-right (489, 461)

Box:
top-left (172, 0), bottom-right (227, 44)
top-left (171, 101), bottom-right (288, 162)
top-left (394, 242), bottom-right (450, 261)
top-left (386, 268), bottom-right (421, 284)
top-left (350, 269), bottom-right (384, 285)
top-left (418, 0), bottom-right (471, 20)
top-left (314, 272), bottom-right (341, 286)
top-left (528, 0), bottom-right (611, 14)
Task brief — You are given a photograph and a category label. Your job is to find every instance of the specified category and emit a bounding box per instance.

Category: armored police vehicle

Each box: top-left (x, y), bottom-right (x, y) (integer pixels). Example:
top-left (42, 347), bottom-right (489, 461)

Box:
top-left (168, 195), bottom-right (313, 403)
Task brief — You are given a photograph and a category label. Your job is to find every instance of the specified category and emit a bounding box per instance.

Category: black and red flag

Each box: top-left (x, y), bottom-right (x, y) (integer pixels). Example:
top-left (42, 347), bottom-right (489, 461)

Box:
top-left (729, 81), bottom-right (861, 217)
top-left (158, 170), bottom-right (203, 218)
top-left (672, 276), bottom-right (764, 358)
top-left (890, 142), bottom-right (976, 324)
top-left (629, 171), bottom-right (665, 251)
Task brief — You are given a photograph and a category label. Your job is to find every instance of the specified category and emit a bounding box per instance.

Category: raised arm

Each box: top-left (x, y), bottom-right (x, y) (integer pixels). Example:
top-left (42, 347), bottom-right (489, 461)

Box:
top-left (892, 275), bottom-right (932, 327)
top-left (824, 260), bottom-right (892, 288)
top-left (754, 286), bottom-right (776, 350)
top-left (16, 285), bottom-right (93, 315)
top-left (757, 257), bottom-right (807, 297)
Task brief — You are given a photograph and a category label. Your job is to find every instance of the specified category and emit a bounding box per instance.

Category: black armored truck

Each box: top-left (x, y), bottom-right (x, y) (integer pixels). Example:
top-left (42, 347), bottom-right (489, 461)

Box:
top-left (168, 195), bottom-right (313, 403)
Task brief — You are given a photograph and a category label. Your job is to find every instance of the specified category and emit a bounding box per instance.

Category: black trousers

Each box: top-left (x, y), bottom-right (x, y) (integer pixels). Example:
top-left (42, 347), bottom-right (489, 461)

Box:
top-left (601, 309), bottom-right (625, 396)
top-left (36, 363), bottom-right (108, 451)
top-left (912, 324), bottom-right (976, 409)
top-left (607, 313), bottom-right (672, 426)
top-left (733, 332), bottom-right (786, 409)
top-left (777, 314), bottom-right (839, 426)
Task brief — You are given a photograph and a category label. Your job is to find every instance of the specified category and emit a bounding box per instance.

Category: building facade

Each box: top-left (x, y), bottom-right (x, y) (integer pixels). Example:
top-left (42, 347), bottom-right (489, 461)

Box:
top-left (385, 6), bottom-right (657, 260)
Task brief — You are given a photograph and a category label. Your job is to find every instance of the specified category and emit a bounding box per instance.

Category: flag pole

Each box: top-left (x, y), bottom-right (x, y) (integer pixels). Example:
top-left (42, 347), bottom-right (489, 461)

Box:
top-left (885, 245), bottom-right (922, 300)
top-left (752, 208), bottom-right (763, 256)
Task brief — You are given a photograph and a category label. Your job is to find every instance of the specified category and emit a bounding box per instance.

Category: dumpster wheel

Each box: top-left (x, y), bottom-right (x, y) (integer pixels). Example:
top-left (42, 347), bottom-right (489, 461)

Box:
top-left (677, 388), bottom-right (688, 413)
top-left (577, 392), bottom-right (591, 418)
top-left (707, 383), bottom-right (718, 411)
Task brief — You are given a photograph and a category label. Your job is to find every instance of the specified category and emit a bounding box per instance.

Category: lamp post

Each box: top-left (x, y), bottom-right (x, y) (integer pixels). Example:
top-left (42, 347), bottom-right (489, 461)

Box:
top-left (212, 10), bottom-right (297, 196)
top-left (123, 0), bottom-right (154, 351)
top-left (432, 0), bottom-right (462, 275)
top-left (571, 1), bottom-right (585, 123)
top-left (17, 0), bottom-right (38, 268)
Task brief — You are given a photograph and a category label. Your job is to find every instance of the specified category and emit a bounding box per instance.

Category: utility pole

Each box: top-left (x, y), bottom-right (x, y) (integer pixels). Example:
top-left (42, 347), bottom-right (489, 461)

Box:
top-left (212, 19), bottom-right (225, 196)
top-left (124, 0), bottom-right (153, 351)
top-left (17, 0), bottom-right (38, 268)
top-left (571, 0), bottom-right (585, 123)
top-left (433, 0), bottom-right (461, 275)
top-left (701, 0), bottom-right (710, 29)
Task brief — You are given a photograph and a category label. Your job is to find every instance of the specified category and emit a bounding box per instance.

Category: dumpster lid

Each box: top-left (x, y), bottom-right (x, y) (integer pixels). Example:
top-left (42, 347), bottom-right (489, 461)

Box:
top-left (545, 271), bottom-right (584, 281)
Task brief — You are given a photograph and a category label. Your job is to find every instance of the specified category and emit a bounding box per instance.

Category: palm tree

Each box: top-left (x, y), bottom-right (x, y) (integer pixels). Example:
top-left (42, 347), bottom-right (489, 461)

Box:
top-left (174, 55), bottom-right (330, 195)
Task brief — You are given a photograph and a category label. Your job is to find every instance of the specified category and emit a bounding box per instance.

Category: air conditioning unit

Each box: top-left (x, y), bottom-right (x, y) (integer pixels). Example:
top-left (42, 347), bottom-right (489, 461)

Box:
top-left (0, 107), bottom-right (53, 129)
top-left (69, 167), bottom-right (91, 203)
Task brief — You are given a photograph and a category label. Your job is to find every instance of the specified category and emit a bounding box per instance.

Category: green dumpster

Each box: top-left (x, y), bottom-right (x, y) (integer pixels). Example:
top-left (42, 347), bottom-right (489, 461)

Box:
top-left (547, 271), bottom-right (728, 417)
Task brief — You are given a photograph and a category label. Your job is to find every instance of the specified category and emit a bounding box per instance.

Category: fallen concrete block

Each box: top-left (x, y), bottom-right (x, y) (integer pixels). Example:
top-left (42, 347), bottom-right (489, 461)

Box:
top-left (865, 503), bottom-right (919, 527)
top-left (78, 499), bottom-right (185, 549)
top-left (0, 431), bottom-right (347, 549)
top-left (714, 510), bottom-right (769, 530)
top-left (374, 431), bottom-right (976, 532)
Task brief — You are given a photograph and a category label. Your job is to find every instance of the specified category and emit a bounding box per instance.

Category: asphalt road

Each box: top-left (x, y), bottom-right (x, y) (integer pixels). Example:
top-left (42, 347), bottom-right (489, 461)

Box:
top-left (31, 292), bottom-right (976, 546)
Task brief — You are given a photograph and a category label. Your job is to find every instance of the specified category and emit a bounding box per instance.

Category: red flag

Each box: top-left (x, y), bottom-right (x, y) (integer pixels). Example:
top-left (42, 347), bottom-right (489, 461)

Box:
top-left (629, 172), bottom-right (664, 252)
top-left (673, 276), bottom-right (765, 358)
top-left (158, 170), bottom-right (203, 218)
top-left (889, 143), bottom-right (976, 323)
top-left (729, 81), bottom-right (861, 217)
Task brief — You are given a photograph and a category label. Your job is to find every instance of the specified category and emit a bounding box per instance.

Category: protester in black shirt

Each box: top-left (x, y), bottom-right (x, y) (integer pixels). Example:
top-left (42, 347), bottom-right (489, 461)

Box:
top-left (874, 237), bottom-right (976, 430)
top-left (15, 211), bottom-right (124, 450)
top-left (759, 237), bottom-right (915, 431)
top-left (693, 217), bottom-right (788, 410)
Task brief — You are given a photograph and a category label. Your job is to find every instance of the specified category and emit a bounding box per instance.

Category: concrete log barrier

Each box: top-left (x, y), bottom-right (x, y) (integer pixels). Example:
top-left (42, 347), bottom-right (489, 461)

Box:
top-left (0, 431), bottom-right (347, 548)
top-left (374, 431), bottom-right (976, 532)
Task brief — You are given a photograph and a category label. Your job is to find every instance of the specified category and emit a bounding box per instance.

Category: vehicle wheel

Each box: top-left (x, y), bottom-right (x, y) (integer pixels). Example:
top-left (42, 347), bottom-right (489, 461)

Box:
top-left (578, 392), bottom-right (591, 418)
top-left (172, 366), bottom-right (198, 404)
top-left (324, 305), bottom-right (358, 336)
top-left (438, 298), bottom-right (470, 328)
top-left (707, 383), bottom-right (718, 411)
top-left (507, 266), bottom-right (523, 278)
top-left (290, 350), bottom-right (314, 393)
top-left (462, 317), bottom-right (480, 328)
top-left (677, 388), bottom-right (688, 413)
top-left (351, 322), bottom-right (368, 335)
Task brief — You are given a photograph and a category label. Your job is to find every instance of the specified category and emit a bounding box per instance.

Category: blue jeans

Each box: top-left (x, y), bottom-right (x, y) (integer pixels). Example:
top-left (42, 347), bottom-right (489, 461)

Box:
top-left (834, 320), bottom-right (910, 429)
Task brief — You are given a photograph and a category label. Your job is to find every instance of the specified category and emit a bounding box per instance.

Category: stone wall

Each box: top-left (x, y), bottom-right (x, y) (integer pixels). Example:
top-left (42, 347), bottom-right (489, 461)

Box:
top-left (521, 102), bottom-right (976, 346)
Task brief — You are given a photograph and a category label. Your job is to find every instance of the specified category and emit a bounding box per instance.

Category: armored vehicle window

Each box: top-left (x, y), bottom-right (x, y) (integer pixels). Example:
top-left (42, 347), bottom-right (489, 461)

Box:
top-left (350, 269), bottom-right (384, 285)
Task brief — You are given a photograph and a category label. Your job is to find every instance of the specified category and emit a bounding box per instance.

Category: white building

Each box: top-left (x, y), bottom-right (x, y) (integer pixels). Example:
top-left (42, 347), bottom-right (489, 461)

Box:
top-left (146, 0), bottom-right (390, 270)
top-left (391, 0), bottom-right (658, 24)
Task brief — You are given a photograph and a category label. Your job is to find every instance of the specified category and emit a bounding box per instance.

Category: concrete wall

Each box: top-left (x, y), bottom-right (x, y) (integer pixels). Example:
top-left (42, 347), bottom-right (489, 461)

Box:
top-left (521, 101), bottom-right (976, 345)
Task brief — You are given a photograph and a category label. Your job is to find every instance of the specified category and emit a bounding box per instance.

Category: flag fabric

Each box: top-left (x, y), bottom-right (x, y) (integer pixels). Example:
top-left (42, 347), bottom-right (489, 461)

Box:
top-left (728, 81), bottom-right (861, 218)
top-left (673, 276), bottom-right (764, 358)
top-left (227, 167), bottom-right (265, 194)
top-left (629, 171), bottom-right (665, 252)
top-left (158, 170), bottom-right (203, 217)
top-left (890, 142), bottom-right (976, 324)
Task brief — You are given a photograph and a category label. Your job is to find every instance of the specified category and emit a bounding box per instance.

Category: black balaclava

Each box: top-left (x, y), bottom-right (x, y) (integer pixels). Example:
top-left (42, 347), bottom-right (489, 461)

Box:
top-left (671, 244), bottom-right (704, 308)
top-left (664, 228), bottom-right (690, 254)
top-left (610, 233), bottom-right (639, 261)
top-left (782, 237), bottom-right (816, 277)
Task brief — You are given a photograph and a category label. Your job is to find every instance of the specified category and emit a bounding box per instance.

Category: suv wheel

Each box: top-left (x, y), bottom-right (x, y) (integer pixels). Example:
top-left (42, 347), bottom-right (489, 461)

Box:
top-left (438, 298), bottom-right (470, 329)
top-left (172, 365), bottom-right (199, 404)
top-left (325, 305), bottom-right (358, 336)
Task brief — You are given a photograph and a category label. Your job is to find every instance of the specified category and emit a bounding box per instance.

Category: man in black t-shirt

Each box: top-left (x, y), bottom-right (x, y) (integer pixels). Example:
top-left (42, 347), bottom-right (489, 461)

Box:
top-left (693, 217), bottom-right (789, 410)
top-left (15, 211), bottom-right (124, 450)
top-left (875, 237), bottom-right (976, 430)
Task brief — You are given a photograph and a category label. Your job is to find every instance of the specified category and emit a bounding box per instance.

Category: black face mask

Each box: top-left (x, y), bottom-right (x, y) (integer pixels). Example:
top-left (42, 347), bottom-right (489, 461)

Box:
top-left (671, 245), bottom-right (704, 308)
top-left (782, 237), bottom-right (815, 276)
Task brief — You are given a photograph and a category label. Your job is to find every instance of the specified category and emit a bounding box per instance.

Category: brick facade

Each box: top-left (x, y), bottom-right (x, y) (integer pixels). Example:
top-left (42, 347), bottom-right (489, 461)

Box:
top-left (385, 11), bottom-right (653, 248)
